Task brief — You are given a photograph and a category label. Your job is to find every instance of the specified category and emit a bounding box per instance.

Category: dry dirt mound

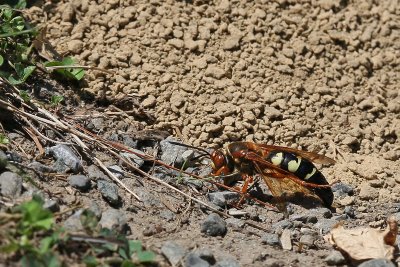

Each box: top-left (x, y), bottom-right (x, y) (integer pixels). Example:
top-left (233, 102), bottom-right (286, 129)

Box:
top-left (19, 0), bottom-right (400, 266)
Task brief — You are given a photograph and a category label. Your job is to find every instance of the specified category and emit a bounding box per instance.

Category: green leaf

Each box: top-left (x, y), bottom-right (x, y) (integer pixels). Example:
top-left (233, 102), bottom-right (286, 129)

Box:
top-left (45, 57), bottom-right (85, 81)
top-left (19, 198), bottom-right (54, 235)
top-left (0, 134), bottom-right (9, 144)
top-left (50, 95), bottom-right (64, 107)
top-left (0, 55), bottom-right (3, 66)
top-left (127, 240), bottom-right (142, 255)
top-left (13, 0), bottom-right (27, 9)
top-left (39, 236), bottom-right (54, 254)
top-left (19, 90), bottom-right (30, 102)
top-left (137, 250), bottom-right (155, 263)
top-left (121, 260), bottom-right (135, 267)
top-left (0, 241), bottom-right (19, 253)
top-left (83, 255), bottom-right (98, 267)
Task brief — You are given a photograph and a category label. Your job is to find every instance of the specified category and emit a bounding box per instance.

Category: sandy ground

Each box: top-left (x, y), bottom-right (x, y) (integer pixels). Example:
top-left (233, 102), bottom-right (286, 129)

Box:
top-left (17, 0), bottom-right (400, 266)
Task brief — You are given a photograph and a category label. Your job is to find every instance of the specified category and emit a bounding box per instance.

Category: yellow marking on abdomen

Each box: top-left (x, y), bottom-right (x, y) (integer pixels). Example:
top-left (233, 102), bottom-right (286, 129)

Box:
top-left (271, 152), bottom-right (284, 166)
top-left (305, 168), bottom-right (317, 180)
top-left (287, 157), bottom-right (302, 172)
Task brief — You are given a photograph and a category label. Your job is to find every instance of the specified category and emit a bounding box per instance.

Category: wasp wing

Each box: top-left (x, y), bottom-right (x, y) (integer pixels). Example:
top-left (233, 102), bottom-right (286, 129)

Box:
top-left (253, 162), bottom-right (324, 207)
top-left (256, 144), bottom-right (336, 165)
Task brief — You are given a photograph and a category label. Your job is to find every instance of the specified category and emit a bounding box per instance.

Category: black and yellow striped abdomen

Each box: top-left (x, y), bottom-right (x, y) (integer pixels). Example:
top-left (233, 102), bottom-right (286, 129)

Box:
top-left (266, 151), bottom-right (334, 206)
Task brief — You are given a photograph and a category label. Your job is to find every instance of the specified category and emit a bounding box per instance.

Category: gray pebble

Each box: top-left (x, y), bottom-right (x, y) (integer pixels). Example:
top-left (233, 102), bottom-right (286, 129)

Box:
top-left (99, 208), bottom-right (128, 234)
top-left (195, 249), bottom-right (216, 265)
top-left (28, 161), bottom-right (55, 173)
top-left (261, 233), bottom-right (281, 247)
top-left (324, 250), bottom-right (346, 265)
top-left (0, 150), bottom-right (8, 171)
top-left (88, 200), bottom-right (102, 219)
top-left (63, 210), bottom-right (84, 232)
top-left (122, 135), bottom-right (138, 149)
top-left (332, 183), bottom-right (354, 197)
top-left (97, 179), bottom-right (120, 205)
top-left (201, 213), bottom-right (227, 236)
top-left (7, 151), bottom-right (22, 163)
top-left (68, 174), bottom-right (91, 191)
top-left (299, 234), bottom-right (316, 248)
top-left (184, 253), bottom-right (210, 267)
top-left (314, 218), bottom-right (337, 234)
top-left (161, 241), bottom-right (187, 266)
top-left (87, 165), bottom-right (108, 180)
top-left (215, 257), bottom-right (240, 267)
top-left (358, 259), bottom-right (395, 267)
top-left (0, 171), bottom-right (23, 197)
top-left (272, 220), bottom-right (293, 232)
top-left (160, 137), bottom-right (188, 167)
top-left (46, 144), bottom-right (82, 173)
top-left (120, 150), bottom-right (145, 168)
top-left (43, 199), bottom-right (60, 212)
top-left (344, 206), bottom-right (356, 218)
top-left (181, 150), bottom-right (195, 163)
top-left (107, 165), bottom-right (124, 179)
top-left (208, 191), bottom-right (240, 208)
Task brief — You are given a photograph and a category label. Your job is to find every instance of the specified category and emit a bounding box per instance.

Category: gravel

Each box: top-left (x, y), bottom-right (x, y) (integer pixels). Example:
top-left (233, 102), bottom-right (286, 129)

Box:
top-left (201, 213), bottom-right (227, 237)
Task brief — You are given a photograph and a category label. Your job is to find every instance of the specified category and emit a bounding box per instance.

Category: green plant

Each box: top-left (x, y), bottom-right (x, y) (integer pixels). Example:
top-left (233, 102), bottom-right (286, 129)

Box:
top-left (0, 2), bottom-right (85, 86)
top-left (0, 197), bottom-right (156, 266)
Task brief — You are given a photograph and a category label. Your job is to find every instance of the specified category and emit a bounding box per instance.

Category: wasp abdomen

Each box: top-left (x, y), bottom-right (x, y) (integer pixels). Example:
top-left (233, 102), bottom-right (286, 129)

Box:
top-left (267, 151), bottom-right (333, 206)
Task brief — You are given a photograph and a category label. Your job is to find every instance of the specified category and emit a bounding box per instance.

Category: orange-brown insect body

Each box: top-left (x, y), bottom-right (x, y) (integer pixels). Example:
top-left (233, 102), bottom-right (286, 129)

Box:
top-left (210, 142), bottom-right (334, 207)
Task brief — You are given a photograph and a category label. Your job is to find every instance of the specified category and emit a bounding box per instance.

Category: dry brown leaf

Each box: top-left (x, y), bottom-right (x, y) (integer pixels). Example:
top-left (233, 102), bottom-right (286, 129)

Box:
top-left (325, 217), bottom-right (398, 261)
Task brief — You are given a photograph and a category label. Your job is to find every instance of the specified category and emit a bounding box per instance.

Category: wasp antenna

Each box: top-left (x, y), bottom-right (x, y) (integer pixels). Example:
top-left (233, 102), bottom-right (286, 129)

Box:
top-left (167, 141), bottom-right (211, 156)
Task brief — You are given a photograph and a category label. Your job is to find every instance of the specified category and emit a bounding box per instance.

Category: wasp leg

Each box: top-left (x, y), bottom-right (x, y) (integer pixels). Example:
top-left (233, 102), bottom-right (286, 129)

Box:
top-left (236, 174), bottom-right (254, 205)
top-left (213, 166), bottom-right (232, 176)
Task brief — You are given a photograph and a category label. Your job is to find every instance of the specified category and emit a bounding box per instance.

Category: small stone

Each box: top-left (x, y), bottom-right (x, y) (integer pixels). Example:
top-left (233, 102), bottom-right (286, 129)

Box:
top-left (195, 249), bottom-right (216, 265)
top-left (272, 220), bottom-right (293, 231)
top-left (68, 174), bottom-right (91, 191)
top-left (264, 106), bottom-right (282, 119)
top-left (358, 259), bottom-right (395, 267)
top-left (299, 234), bottom-right (316, 248)
top-left (184, 253), bottom-right (210, 267)
top-left (43, 199), bottom-right (59, 212)
top-left (261, 233), bottom-right (281, 247)
top-left (68, 39), bottom-right (84, 54)
top-left (107, 165), bottom-right (124, 179)
top-left (332, 183), bottom-right (354, 197)
top-left (208, 191), bottom-right (240, 207)
top-left (280, 229), bottom-right (292, 250)
top-left (99, 208), bottom-right (128, 234)
top-left (223, 36), bottom-right (241, 50)
top-left (63, 210), bottom-right (84, 232)
top-left (314, 218), bottom-right (337, 234)
top-left (7, 151), bottom-right (22, 162)
top-left (0, 150), bottom-right (8, 171)
top-left (324, 250), bottom-right (346, 265)
top-left (160, 138), bottom-right (188, 167)
top-left (130, 52), bottom-right (142, 65)
top-left (97, 180), bottom-right (120, 205)
top-left (359, 182), bottom-right (379, 200)
top-left (204, 65), bottom-right (225, 79)
top-left (201, 213), bottom-right (227, 236)
top-left (161, 241), bottom-right (187, 266)
top-left (0, 171), bottom-right (23, 198)
top-left (121, 151), bottom-right (145, 168)
top-left (46, 144), bottom-right (82, 173)
top-left (168, 38), bottom-right (184, 49)
top-left (28, 161), bottom-right (54, 173)
top-left (181, 150), bottom-right (195, 163)
top-left (344, 206), bottom-right (356, 218)
top-left (142, 95), bottom-right (156, 108)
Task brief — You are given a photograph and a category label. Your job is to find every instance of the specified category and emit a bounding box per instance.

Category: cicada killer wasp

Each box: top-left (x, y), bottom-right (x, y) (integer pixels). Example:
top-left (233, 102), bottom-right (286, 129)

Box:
top-left (209, 142), bottom-right (335, 208)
